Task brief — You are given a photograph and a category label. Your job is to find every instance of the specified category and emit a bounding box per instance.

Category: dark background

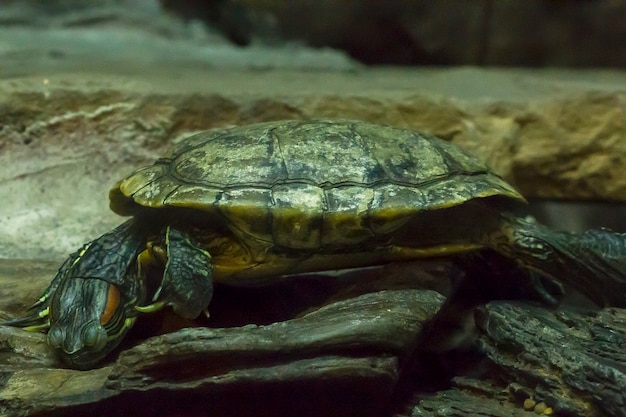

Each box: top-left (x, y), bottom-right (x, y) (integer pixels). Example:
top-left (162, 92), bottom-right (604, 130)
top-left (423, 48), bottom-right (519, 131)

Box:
top-left (161, 0), bottom-right (626, 67)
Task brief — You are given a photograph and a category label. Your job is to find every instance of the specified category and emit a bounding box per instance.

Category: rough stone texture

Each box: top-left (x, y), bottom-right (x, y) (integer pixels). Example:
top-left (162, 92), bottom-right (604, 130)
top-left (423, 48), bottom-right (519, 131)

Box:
top-left (476, 302), bottom-right (626, 417)
top-left (3, 0), bottom-right (622, 261)
top-left (396, 302), bottom-right (626, 417)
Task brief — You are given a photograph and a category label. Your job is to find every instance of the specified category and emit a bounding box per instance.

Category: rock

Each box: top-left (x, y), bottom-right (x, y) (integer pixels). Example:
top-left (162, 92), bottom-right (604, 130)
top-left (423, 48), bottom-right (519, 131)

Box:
top-left (191, 1), bottom-right (626, 67)
top-left (402, 378), bottom-right (534, 417)
top-left (475, 302), bottom-right (626, 417)
top-left (5, 1), bottom-right (626, 67)
top-left (396, 302), bottom-right (626, 417)
top-left (0, 0), bottom-right (357, 79)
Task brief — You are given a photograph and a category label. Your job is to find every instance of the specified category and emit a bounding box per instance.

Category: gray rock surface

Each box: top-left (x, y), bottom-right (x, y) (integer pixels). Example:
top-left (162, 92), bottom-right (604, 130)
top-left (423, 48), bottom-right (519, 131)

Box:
top-left (398, 302), bottom-right (626, 417)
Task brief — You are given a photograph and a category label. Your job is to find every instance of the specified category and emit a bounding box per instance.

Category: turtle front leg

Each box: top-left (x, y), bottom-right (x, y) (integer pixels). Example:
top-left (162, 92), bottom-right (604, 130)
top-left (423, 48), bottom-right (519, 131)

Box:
top-left (496, 214), bottom-right (626, 307)
top-left (137, 226), bottom-right (214, 319)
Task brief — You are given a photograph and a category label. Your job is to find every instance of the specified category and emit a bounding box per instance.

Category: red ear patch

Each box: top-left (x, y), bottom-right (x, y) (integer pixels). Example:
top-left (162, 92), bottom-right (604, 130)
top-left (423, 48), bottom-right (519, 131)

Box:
top-left (101, 285), bottom-right (121, 325)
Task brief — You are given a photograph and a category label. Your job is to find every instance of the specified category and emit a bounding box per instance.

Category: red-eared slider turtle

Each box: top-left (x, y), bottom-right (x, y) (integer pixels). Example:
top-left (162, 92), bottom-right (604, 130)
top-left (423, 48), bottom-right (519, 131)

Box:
top-left (6, 119), bottom-right (626, 369)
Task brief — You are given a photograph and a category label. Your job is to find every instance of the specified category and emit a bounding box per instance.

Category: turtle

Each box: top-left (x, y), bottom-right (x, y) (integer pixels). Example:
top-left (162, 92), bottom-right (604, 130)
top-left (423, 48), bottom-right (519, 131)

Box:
top-left (5, 119), bottom-right (626, 369)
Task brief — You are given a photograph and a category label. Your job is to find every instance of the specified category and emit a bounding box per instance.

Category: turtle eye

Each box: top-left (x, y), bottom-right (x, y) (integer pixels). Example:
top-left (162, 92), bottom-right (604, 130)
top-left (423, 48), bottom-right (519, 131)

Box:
top-left (82, 322), bottom-right (107, 350)
top-left (47, 325), bottom-right (65, 349)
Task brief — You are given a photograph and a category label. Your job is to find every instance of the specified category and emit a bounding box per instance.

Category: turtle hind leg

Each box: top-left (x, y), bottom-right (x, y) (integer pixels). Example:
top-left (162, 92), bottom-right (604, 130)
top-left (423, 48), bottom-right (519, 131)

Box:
top-left (417, 251), bottom-right (563, 353)
top-left (497, 214), bottom-right (626, 307)
top-left (137, 226), bottom-right (214, 320)
top-left (452, 252), bottom-right (563, 308)
top-left (412, 249), bottom-right (565, 382)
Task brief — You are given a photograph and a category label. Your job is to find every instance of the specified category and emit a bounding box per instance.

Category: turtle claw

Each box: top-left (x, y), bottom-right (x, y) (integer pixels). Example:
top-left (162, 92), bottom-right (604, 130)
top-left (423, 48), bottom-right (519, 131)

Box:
top-left (135, 301), bottom-right (166, 314)
top-left (22, 322), bottom-right (52, 332)
top-left (2, 306), bottom-right (51, 332)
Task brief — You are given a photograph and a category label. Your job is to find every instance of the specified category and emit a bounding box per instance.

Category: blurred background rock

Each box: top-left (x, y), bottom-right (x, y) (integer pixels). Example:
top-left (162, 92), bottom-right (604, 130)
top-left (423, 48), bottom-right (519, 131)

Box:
top-left (161, 0), bottom-right (626, 67)
top-left (2, 0), bottom-right (626, 69)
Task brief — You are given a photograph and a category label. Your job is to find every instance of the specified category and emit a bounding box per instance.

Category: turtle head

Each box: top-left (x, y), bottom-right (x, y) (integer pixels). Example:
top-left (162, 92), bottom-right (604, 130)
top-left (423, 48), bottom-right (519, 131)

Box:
top-left (46, 276), bottom-right (138, 369)
top-left (3, 220), bottom-right (147, 369)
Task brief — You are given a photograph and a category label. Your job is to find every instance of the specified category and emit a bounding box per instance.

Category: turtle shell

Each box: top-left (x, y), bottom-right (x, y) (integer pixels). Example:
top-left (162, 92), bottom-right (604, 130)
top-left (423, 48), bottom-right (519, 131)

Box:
top-left (110, 119), bottom-right (524, 277)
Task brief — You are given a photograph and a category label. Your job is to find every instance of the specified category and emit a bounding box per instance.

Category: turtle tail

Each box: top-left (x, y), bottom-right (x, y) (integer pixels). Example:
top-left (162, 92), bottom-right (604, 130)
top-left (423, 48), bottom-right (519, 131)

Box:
top-left (496, 214), bottom-right (626, 307)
